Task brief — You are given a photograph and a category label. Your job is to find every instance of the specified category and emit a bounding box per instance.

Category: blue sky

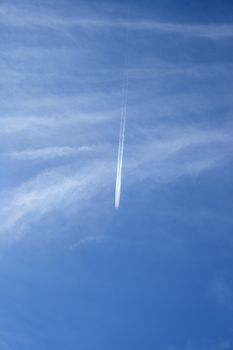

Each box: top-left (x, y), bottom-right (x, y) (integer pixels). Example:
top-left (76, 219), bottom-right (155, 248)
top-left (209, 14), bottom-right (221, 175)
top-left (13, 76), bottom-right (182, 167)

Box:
top-left (1, 0), bottom-right (233, 349)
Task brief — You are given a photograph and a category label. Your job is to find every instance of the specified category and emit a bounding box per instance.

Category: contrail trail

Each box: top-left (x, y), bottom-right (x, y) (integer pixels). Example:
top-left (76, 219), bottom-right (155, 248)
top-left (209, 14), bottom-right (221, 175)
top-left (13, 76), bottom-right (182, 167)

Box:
top-left (114, 3), bottom-right (130, 209)
top-left (115, 72), bottom-right (128, 209)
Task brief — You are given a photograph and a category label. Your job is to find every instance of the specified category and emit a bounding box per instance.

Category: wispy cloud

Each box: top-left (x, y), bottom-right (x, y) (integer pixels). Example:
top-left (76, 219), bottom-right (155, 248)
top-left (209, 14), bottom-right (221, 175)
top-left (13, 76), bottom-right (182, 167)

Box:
top-left (0, 111), bottom-right (116, 134)
top-left (126, 125), bottom-right (232, 183)
top-left (0, 119), bottom-right (232, 242)
top-left (0, 146), bottom-right (91, 161)
top-left (1, 1), bottom-right (233, 244)
top-left (1, 4), bottom-right (233, 39)
top-left (0, 160), bottom-right (115, 241)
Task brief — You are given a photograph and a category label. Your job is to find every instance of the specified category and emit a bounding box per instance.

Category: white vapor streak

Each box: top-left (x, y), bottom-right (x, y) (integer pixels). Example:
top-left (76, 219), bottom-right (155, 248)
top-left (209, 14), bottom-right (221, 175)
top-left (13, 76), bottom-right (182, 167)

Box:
top-left (115, 5), bottom-right (130, 210)
top-left (115, 76), bottom-right (128, 209)
top-left (115, 113), bottom-right (126, 209)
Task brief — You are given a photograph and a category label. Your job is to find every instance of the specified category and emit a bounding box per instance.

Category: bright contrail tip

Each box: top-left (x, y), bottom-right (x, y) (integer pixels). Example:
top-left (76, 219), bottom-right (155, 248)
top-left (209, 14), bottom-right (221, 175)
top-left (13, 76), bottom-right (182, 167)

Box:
top-left (115, 113), bottom-right (126, 209)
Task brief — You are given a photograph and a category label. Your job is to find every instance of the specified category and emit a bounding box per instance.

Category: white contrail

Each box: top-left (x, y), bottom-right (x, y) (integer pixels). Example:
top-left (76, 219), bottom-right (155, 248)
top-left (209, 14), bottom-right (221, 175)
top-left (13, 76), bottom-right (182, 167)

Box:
top-left (115, 115), bottom-right (125, 209)
top-left (115, 76), bottom-right (128, 209)
top-left (114, 4), bottom-right (130, 209)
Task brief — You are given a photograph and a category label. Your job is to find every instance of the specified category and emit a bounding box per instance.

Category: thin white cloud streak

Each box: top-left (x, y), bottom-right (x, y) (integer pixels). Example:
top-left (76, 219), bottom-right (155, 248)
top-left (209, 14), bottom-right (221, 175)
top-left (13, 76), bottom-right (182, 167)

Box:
top-left (0, 146), bottom-right (91, 161)
top-left (70, 235), bottom-right (108, 249)
top-left (0, 116), bottom-right (79, 134)
top-left (68, 18), bottom-right (233, 39)
top-left (1, 4), bottom-right (233, 39)
top-left (0, 112), bottom-right (116, 134)
top-left (125, 126), bottom-right (233, 185)
top-left (117, 20), bottom-right (233, 39)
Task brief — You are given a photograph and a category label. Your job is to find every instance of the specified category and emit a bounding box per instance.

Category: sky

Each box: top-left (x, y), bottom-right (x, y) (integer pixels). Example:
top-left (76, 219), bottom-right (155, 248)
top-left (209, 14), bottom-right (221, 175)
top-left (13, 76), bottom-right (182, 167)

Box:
top-left (1, 0), bottom-right (233, 349)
